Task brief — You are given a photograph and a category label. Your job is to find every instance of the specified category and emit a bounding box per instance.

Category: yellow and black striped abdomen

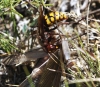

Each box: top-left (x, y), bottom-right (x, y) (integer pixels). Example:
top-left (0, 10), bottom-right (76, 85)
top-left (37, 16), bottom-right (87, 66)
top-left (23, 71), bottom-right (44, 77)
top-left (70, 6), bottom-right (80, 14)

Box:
top-left (44, 11), bottom-right (68, 26)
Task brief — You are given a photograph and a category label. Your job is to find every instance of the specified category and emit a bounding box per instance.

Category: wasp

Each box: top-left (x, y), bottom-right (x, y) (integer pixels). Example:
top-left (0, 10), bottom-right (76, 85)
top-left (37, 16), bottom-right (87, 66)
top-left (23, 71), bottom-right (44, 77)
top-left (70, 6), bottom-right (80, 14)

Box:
top-left (38, 6), bottom-right (73, 56)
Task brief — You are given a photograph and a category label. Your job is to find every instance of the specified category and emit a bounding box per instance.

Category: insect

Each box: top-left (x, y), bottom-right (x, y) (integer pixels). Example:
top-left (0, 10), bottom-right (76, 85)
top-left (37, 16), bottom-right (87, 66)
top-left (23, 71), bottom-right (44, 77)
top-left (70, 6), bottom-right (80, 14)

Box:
top-left (38, 8), bottom-right (66, 52)
top-left (38, 6), bottom-right (75, 54)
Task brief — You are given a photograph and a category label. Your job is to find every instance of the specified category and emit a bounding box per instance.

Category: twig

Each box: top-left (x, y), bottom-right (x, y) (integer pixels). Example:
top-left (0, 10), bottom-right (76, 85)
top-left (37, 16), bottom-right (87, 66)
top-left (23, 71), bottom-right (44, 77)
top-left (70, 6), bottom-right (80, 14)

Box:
top-left (68, 78), bottom-right (100, 84)
top-left (47, 68), bottom-right (74, 78)
top-left (86, 0), bottom-right (91, 50)
top-left (88, 18), bottom-right (100, 22)
top-left (25, 0), bottom-right (37, 9)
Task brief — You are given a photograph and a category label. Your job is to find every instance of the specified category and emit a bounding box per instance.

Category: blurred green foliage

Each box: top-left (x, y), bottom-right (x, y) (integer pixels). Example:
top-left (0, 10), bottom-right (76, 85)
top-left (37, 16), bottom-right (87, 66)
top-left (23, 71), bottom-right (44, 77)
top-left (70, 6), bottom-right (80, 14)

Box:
top-left (0, 34), bottom-right (18, 54)
top-left (0, 0), bottom-right (23, 17)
